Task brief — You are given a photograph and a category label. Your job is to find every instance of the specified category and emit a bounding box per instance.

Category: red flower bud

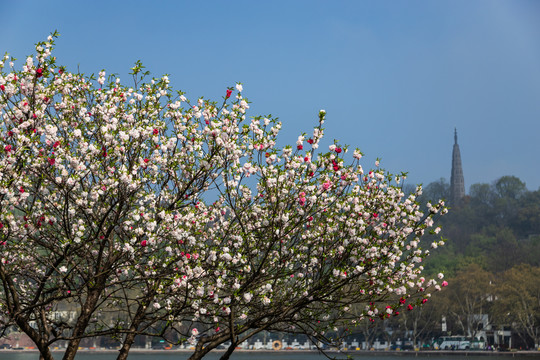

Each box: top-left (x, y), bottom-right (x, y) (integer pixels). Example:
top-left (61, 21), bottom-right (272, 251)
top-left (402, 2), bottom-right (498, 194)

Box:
top-left (141, 240), bottom-right (147, 247)
top-left (36, 68), bottom-right (43, 78)
top-left (297, 144), bottom-right (303, 150)
top-left (226, 89), bottom-right (232, 99)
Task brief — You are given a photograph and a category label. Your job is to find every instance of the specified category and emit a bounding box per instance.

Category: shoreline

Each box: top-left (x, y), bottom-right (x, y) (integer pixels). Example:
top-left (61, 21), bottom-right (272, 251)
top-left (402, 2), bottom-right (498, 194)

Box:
top-left (1, 349), bottom-right (539, 356)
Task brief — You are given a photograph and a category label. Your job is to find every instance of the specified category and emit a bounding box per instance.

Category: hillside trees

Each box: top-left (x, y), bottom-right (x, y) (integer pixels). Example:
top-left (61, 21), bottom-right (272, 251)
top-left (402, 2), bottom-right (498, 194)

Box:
top-left (422, 174), bottom-right (540, 276)
top-left (417, 174), bottom-right (540, 348)
top-left (0, 35), bottom-right (448, 360)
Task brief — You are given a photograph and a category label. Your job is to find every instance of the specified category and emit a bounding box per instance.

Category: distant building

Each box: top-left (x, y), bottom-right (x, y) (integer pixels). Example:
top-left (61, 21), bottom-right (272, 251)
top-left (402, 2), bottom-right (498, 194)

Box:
top-left (450, 129), bottom-right (465, 205)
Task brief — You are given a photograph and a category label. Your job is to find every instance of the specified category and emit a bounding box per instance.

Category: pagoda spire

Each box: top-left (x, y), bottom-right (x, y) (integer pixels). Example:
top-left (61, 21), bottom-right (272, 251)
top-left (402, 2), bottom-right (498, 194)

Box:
top-left (450, 128), bottom-right (465, 205)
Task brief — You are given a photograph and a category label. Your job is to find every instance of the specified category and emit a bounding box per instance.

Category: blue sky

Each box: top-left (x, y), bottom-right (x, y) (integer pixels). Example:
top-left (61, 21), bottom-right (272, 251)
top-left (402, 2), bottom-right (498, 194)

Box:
top-left (1, 1), bottom-right (540, 191)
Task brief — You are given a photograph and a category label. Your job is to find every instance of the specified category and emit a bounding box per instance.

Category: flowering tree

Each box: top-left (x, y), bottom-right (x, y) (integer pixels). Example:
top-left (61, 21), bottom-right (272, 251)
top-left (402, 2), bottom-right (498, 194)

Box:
top-left (0, 33), bottom-right (237, 360)
top-left (0, 34), bottom-right (448, 360)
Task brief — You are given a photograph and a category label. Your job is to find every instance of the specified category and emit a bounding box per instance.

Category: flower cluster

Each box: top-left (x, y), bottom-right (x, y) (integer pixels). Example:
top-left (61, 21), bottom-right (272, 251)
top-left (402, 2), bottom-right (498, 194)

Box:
top-left (0, 34), bottom-right (447, 359)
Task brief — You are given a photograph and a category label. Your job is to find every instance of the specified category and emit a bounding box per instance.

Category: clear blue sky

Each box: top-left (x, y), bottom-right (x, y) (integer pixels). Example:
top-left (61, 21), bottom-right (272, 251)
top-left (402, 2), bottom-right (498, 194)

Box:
top-left (1, 1), bottom-right (539, 191)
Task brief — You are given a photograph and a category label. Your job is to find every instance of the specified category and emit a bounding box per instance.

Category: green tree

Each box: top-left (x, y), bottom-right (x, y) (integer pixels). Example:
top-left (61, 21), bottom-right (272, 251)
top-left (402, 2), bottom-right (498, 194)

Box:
top-left (494, 265), bottom-right (540, 349)
top-left (422, 178), bottom-right (450, 204)
top-left (516, 189), bottom-right (540, 237)
top-left (494, 176), bottom-right (527, 200)
top-left (443, 264), bottom-right (493, 340)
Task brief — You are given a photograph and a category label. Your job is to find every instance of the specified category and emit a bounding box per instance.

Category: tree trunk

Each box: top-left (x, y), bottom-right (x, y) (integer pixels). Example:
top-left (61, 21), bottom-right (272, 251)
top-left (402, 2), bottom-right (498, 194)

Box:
top-left (3, 264), bottom-right (55, 360)
top-left (188, 336), bottom-right (232, 360)
top-left (117, 331), bottom-right (137, 360)
top-left (188, 345), bottom-right (209, 360)
top-left (219, 341), bottom-right (237, 360)
top-left (62, 283), bottom-right (105, 360)
top-left (116, 301), bottom-right (151, 360)
top-left (15, 317), bottom-right (55, 360)
top-left (35, 343), bottom-right (55, 360)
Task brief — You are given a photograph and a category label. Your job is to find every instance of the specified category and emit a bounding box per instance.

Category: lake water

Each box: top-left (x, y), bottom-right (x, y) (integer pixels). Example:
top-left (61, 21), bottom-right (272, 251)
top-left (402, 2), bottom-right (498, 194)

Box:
top-left (0, 351), bottom-right (539, 360)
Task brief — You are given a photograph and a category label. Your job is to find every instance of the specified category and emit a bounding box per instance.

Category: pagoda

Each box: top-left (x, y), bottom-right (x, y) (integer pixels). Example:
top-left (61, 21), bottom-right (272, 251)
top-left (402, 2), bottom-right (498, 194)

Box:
top-left (450, 128), bottom-right (465, 205)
